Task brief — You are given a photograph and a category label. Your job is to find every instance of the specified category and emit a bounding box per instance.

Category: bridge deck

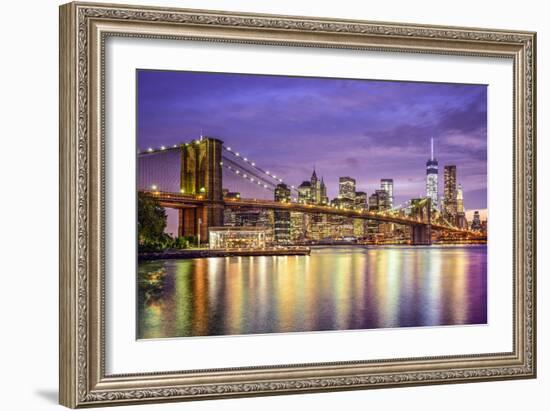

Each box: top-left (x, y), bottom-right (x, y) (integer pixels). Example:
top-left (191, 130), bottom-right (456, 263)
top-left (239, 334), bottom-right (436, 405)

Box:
top-left (140, 190), bottom-right (480, 235)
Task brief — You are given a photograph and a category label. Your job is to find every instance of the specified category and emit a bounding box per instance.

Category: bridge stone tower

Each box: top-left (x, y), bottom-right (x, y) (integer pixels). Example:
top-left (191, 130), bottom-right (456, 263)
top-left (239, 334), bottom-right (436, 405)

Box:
top-left (178, 137), bottom-right (224, 242)
top-left (410, 198), bottom-right (432, 245)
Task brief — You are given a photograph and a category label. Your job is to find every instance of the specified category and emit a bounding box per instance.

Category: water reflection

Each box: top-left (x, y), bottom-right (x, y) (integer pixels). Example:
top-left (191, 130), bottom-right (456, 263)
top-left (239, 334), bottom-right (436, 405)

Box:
top-left (137, 245), bottom-right (487, 339)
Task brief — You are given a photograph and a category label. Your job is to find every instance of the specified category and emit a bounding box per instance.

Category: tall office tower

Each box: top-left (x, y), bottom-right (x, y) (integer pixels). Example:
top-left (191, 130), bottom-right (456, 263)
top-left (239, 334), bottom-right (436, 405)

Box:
top-left (368, 192), bottom-right (378, 211)
top-left (354, 191), bottom-right (368, 237)
top-left (338, 176), bottom-right (356, 200)
top-left (367, 190), bottom-right (390, 236)
top-left (457, 184), bottom-right (464, 213)
top-left (354, 191), bottom-right (368, 210)
top-left (310, 169), bottom-right (322, 204)
top-left (274, 183), bottom-right (291, 244)
top-left (274, 183), bottom-right (291, 203)
top-left (471, 210), bottom-right (482, 231)
top-left (368, 189), bottom-right (390, 212)
top-left (426, 137), bottom-right (439, 209)
top-left (380, 179), bottom-right (394, 209)
top-left (297, 181), bottom-right (312, 204)
top-left (456, 184), bottom-right (467, 228)
top-left (320, 177), bottom-right (329, 205)
top-left (443, 165), bottom-right (457, 224)
top-left (290, 212), bottom-right (306, 242)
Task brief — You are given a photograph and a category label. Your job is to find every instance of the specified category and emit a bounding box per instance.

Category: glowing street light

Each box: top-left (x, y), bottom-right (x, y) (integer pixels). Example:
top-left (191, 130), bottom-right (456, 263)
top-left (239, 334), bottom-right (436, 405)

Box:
top-left (197, 218), bottom-right (202, 247)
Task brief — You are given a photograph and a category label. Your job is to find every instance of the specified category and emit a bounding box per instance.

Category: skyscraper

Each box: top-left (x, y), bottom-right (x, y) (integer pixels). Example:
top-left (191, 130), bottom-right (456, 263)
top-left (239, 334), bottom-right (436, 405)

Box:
top-left (426, 137), bottom-right (438, 209)
top-left (354, 191), bottom-right (368, 210)
top-left (367, 190), bottom-right (390, 237)
top-left (456, 184), bottom-right (467, 229)
top-left (290, 212), bottom-right (305, 242)
top-left (274, 183), bottom-right (291, 203)
top-left (471, 210), bottom-right (482, 231)
top-left (298, 171), bottom-right (328, 205)
top-left (308, 169), bottom-right (330, 205)
top-left (297, 181), bottom-right (311, 204)
top-left (368, 190), bottom-right (390, 212)
top-left (310, 169), bottom-right (321, 204)
top-left (443, 165), bottom-right (457, 224)
top-left (338, 177), bottom-right (356, 201)
top-left (457, 184), bottom-right (464, 213)
top-left (320, 177), bottom-right (329, 205)
top-left (274, 183), bottom-right (291, 244)
top-left (354, 191), bottom-right (368, 238)
top-left (380, 179), bottom-right (394, 209)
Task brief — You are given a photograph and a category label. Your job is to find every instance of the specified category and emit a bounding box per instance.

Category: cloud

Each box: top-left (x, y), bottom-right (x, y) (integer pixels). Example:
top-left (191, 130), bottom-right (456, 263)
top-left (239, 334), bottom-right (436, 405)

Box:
top-left (443, 132), bottom-right (487, 151)
top-left (138, 71), bottom-right (488, 209)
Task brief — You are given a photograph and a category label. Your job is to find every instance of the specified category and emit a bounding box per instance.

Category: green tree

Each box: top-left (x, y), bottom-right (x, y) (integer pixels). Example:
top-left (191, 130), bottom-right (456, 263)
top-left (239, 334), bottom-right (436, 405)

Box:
top-left (173, 236), bottom-right (189, 249)
top-left (137, 192), bottom-right (167, 244)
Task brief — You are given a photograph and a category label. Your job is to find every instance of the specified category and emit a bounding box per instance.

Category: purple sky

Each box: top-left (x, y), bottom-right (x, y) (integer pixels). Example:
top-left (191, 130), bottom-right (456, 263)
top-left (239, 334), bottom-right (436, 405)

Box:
top-left (137, 70), bottom-right (487, 211)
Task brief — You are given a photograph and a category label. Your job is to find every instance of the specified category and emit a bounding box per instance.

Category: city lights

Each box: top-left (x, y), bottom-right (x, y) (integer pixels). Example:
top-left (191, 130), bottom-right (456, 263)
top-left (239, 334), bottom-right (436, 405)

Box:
top-left (134, 71), bottom-right (490, 344)
top-left (139, 137), bottom-right (485, 247)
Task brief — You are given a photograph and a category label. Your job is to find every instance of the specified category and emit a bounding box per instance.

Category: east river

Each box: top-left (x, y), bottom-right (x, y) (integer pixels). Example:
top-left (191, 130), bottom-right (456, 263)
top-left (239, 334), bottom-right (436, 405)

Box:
top-left (137, 245), bottom-right (487, 339)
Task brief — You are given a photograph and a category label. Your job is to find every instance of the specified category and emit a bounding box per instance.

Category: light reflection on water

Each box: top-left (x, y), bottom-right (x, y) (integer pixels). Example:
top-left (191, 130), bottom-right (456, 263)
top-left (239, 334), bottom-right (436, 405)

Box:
top-left (137, 245), bottom-right (487, 339)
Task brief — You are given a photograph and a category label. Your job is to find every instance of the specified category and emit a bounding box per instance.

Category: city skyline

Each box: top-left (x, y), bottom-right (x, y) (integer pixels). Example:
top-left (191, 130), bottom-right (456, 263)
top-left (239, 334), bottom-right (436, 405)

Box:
top-left (138, 69), bottom-right (487, 212)
top-left (136, 70), bottom-right (489, 342)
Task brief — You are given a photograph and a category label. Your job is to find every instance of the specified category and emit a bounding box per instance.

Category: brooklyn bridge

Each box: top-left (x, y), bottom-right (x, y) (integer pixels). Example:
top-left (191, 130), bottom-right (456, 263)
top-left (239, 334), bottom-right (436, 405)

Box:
top-left (138, 136), bottom-right (483, 246)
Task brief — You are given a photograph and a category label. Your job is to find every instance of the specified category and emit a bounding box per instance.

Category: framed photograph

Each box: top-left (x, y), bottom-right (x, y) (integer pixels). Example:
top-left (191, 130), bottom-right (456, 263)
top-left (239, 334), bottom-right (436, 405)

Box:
top-left (59, 2), bottom-right (536, 408)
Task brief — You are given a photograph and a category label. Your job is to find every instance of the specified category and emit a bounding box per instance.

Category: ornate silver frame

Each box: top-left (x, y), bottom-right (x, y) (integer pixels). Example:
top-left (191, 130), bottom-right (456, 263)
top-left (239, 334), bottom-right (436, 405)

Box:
top-left (59, 1), bottom-right (537, 408)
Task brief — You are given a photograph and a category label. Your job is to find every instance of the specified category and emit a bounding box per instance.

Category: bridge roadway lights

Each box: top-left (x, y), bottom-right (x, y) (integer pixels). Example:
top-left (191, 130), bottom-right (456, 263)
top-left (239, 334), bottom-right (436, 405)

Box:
top-left (411, 224), bottom-right (432, 246)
